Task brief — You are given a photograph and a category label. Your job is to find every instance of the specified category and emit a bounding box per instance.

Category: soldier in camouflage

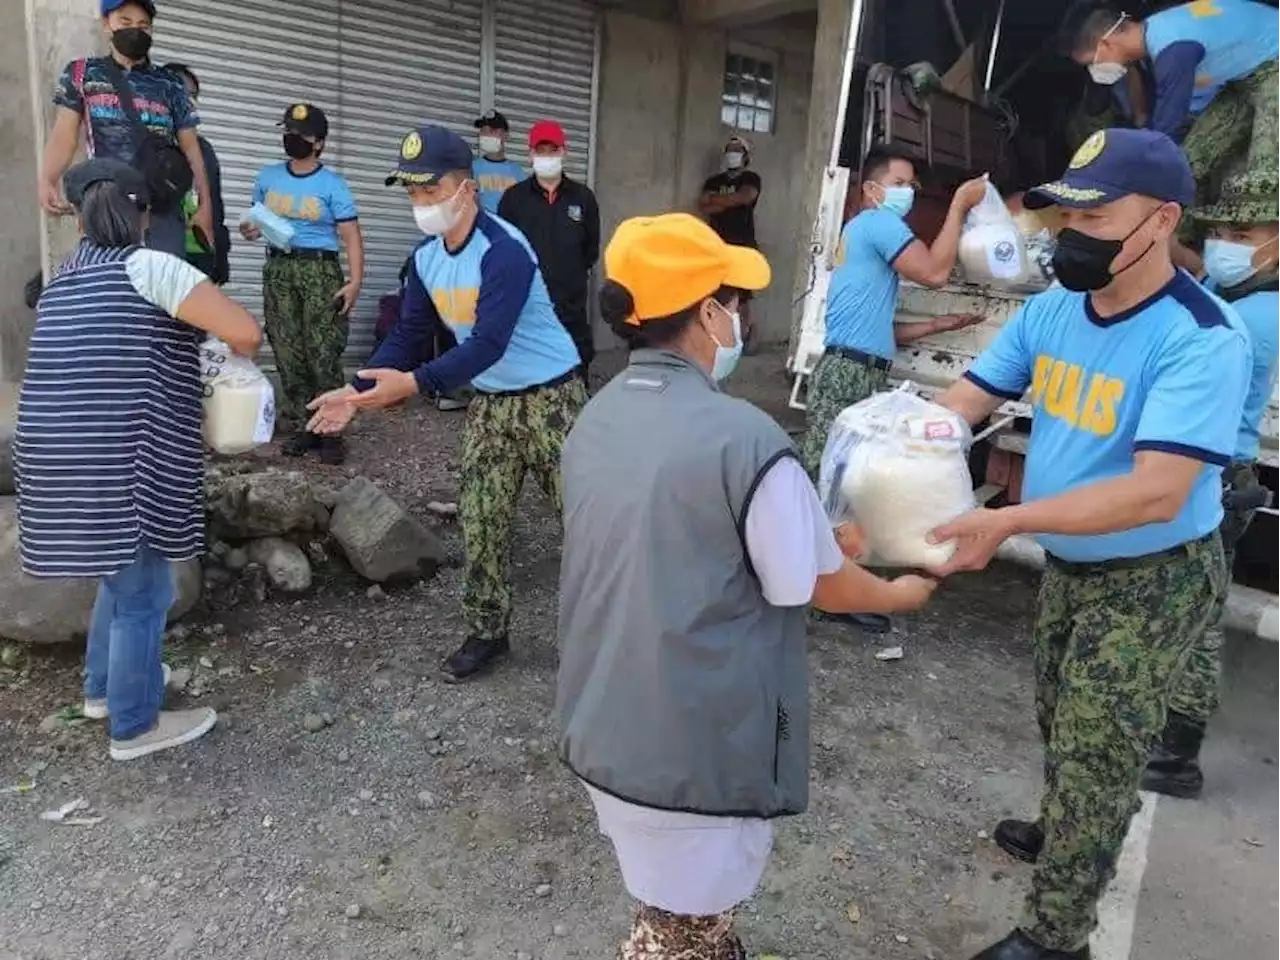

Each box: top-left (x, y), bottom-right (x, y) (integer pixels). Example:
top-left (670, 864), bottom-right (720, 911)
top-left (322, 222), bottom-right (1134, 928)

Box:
top-left (1142, 160), bottom-right (1280, 800)
top-left (926, 130), bottom-right (1250, 960)
top-left (306, 124), bottom-right (584, 684)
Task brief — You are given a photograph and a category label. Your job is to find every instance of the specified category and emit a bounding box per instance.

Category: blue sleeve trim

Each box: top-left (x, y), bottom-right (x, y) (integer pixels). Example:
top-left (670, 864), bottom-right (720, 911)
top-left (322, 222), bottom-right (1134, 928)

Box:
top-left (887, 236), bottom-right (914, 266)
top-left (963, 370), bottom-right (1022, 401)
top-left (1133, 439), bottom-right (1230, 467)
top-left (412, 234), bottom-right (532, 394)
top-left (1166, 270), bottom-right (1232, 329)
top-left (354, 267), bottom-right (433, 392)
top-left (1150, 40), bottom-right (1206, 139)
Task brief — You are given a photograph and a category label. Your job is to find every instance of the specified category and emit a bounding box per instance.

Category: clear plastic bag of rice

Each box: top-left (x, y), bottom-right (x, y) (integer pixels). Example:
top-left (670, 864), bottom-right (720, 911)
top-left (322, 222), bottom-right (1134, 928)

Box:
top-left (957, 179), bottom-right (1027, 287)
top-left (816, 383), bottom-right (975, 568)
top-left (200, 337), bottom-right (276, 455)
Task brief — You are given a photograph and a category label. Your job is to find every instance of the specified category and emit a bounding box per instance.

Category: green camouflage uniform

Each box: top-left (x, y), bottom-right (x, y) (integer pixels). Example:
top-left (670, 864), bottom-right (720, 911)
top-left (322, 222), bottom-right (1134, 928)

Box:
top-left (1182, 59), bottom-right (1279, 210)
top-left (1166, 464), bottom-right (1261, 722)
top-left (459, 378), bottom-right (588, 642)
top-left (262, 256), bottom-right (348, 425)
top-left (800, 353), bottom-right (889, 478)
top-left (1023, 533), bottom-right (1226, 951)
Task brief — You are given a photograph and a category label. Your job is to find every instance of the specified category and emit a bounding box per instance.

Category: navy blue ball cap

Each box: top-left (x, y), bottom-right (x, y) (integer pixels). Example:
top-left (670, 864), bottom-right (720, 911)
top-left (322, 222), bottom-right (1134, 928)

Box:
top-left (386, 125), bottom-right (474, 187)
top-left (102, 0), bottom-right (157, 17)
top-left (63, 158), bottom-right (150, 209)
top-left (1025, 128), bottom-right (1196, 211)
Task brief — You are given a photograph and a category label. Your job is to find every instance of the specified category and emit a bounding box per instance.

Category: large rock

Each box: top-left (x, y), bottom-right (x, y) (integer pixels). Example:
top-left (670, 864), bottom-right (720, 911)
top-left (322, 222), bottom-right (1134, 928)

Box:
top-left (0, 498), bottom-right (201, 645)
top-left (330, 478), bottom-right (445, 583)
top-left (247, 537), bottom-right (313, 593)
top-left (0, 381), bottom-right (16, 497)
top-left (206, 467), bottom-right (334, 540)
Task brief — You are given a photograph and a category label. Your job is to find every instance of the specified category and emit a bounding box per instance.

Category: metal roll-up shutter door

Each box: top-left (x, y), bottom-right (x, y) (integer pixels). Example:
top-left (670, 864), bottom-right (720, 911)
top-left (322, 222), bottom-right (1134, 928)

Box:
top-left (155, 0), bottom-right (342, 357)
top-left (335, 0), bottom-right (483, 364)
top-left (493, 0), bottom-right (599, 184)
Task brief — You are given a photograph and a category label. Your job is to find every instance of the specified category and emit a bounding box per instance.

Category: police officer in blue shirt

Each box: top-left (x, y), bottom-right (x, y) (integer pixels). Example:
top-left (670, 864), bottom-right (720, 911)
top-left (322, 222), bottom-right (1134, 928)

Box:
top-left (1067, 2), bottom-right (1278, 238)
top-left (472, 110), bottom-right (525, 213)
top-left (306, 125), bottom-right (585, 684)
top-left (798, 147), bottom-right (989, 480)
top-left (924, 129), bottom-right (1250, 960)
top-left (1142, 157), bottom-right (1279, 800)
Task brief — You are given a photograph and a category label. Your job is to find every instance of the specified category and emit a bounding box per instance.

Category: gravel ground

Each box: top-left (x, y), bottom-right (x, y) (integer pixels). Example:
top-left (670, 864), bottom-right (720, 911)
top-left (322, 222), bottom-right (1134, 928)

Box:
top-left (1, 351), bottom-right (1060, 960)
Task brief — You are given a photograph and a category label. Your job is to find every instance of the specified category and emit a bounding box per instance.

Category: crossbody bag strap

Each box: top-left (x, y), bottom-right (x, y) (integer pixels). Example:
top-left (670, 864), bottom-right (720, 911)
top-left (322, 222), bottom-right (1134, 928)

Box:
top-left (101, 58), bottom-right (148, 149)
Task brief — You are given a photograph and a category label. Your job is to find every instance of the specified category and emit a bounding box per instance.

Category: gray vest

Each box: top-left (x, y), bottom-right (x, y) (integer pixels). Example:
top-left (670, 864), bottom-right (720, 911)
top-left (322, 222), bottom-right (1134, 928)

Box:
top-left (555, 350), bottom-right (811, 818)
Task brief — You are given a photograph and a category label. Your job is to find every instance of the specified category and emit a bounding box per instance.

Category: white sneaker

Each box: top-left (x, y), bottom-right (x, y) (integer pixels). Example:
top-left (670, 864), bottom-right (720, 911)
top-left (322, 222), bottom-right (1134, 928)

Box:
top-left (109, 707), bottom-right (218, 762)
top-left (83, 664), bottom-right (173, 721)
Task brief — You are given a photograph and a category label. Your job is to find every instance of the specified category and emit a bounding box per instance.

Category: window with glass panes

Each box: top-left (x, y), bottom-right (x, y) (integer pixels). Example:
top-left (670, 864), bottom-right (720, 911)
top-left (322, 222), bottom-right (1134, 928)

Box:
top-left (721, 51), bottom-right (776, 135)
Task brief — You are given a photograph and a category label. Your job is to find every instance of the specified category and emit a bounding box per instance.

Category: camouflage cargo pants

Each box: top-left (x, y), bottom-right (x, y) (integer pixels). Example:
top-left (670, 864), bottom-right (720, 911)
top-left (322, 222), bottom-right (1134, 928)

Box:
top-left (1168, 462), bottom-right (1263, 723)
top-left (621, 905), bottom-right (745, 960)
top-left (1182, 59), bottom-right (1279, 213)
top-left (459, 376), bottom-right (588, 642)
top-left (1023, 534), bottom-right (1226, 951)
top-left (262, 255), bottom-right (348, 425)
top-left (800, 352), bottom-right (890, 479)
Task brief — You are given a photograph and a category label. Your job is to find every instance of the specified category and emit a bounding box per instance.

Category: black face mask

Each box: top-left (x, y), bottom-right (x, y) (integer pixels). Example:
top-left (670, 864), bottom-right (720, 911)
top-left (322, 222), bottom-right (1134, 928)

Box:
top-left (283, 133), bottom-right (315, 160)
top-left (111, 27), bottom-right (153, 61)
top-left (1051, 207), bottom-right (1161, 293)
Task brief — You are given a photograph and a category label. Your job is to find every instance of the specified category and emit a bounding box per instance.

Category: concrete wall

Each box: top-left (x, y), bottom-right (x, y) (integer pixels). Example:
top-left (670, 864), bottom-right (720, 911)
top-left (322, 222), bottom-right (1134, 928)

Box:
top-left (593, 6), bottom-right (816, 348)
top-left (15, 0), bottom-right (102, 383)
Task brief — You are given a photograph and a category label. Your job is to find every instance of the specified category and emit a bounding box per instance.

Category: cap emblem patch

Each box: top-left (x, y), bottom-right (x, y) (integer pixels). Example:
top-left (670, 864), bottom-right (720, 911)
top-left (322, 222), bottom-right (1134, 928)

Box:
top-left (291, 104), bottom-right (309, 122)
top-left (1069, 131), bottom-right (1106, 170)
top-left (401, 131), bottom-right (423, 161)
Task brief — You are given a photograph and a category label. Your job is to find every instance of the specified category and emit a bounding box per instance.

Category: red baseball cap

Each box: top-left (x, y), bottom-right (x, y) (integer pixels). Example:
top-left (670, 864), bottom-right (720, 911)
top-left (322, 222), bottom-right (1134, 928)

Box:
top-left (529, 120), bottom-right (566, 149)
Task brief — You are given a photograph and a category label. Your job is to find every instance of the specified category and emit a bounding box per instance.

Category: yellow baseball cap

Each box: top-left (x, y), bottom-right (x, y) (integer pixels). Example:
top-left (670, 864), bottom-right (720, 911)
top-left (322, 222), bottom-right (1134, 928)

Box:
top-left (604, 213), bottom-right (771, 325)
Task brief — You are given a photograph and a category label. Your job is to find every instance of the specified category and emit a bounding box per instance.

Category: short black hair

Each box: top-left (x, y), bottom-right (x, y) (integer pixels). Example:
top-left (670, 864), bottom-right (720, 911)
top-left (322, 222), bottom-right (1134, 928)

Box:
top-left (163, 61), bottom-right (198, 94)
top-left (600, 281), bottom-right (739, 350)
top-left (1061, 3), bottom-right (1127, 56)
top-left (862, 145), bottom-right (916, 183)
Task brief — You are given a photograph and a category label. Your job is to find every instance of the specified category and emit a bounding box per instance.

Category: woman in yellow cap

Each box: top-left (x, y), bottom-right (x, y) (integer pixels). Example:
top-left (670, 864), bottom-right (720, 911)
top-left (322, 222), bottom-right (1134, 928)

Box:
top-left (554, 212), bottom-right (938, 958)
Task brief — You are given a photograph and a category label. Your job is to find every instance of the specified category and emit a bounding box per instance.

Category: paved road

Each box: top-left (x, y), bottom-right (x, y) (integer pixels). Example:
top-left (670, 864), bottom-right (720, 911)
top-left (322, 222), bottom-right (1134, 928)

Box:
top-left (1129, 633), bottom-right (1278, 960)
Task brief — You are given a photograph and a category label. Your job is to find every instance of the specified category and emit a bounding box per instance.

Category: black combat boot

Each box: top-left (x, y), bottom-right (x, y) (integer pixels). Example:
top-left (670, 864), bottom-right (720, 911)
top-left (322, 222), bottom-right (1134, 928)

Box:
top-left (994, 818), bottom-right (1044, 863)
top-left (969, 929), bottom-right (1089, 960)
top-left (1141, 710), bottom-right (1206, 799)
top-left (318, 436), bottom-right (346, 466)
top-left (440, 635), bottom-right (510, 683)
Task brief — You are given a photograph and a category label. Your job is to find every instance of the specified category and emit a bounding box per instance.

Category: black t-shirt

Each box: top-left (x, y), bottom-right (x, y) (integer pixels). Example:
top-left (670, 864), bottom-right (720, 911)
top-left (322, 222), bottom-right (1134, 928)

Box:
top-left (702, 170), bottom-right (761, 248)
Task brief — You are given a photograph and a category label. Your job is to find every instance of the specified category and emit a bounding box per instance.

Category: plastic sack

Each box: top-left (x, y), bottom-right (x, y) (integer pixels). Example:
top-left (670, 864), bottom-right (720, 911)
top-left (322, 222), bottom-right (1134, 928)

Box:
top-left (957, 180), bottom-right (1027, 287)
top-left (240, 202), bottom-right (296, 252)
top-left (200, 337), bottom-right (276, 455)
top-left (816, 382), bottom-right (975, 568)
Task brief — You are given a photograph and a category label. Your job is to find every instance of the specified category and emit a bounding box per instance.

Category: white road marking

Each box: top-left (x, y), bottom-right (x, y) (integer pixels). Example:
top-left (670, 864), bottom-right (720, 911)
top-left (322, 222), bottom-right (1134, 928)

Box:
top-left (1091, 790), bottom-right (1160, 960)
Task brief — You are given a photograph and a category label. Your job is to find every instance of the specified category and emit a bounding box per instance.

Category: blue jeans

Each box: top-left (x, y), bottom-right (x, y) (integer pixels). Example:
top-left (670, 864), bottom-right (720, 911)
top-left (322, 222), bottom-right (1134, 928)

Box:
top-left (83, 545), bottom-right (175, 740)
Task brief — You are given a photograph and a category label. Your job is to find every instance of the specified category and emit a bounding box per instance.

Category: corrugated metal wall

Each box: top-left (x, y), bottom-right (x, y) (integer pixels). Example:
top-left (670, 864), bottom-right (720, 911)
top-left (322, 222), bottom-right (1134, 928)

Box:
top-left (493, 0), bottom-right (598, 183)
top-left (157, 0), bottom-right (598, 367)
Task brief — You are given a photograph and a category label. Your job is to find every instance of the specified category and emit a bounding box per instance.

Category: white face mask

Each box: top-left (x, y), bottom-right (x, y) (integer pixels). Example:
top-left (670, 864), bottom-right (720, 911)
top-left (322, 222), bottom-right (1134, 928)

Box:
top-left (412, 187), bottom-right (465, 236)
top-left (478, 135), bottom-right (504, 156)
top-left (532, 155), bottom-right (563, 179)
top-left (1088, 61), bottom-right (1127, 85)
top-left (706, 300), bottom-right (743, 382)
top-left (724, 151), bottom-right (744, 170)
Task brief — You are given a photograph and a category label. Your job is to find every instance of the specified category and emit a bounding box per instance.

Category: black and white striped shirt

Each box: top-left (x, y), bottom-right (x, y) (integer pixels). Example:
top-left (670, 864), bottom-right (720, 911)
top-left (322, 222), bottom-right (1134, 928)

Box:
top-left (15, 240), bottom-right (205, 578)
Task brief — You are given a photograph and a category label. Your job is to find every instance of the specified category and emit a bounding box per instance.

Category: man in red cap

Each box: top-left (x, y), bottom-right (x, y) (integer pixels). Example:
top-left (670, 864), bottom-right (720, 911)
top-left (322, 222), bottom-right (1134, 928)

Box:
top-left (499, 119), bottom-right (600, 384)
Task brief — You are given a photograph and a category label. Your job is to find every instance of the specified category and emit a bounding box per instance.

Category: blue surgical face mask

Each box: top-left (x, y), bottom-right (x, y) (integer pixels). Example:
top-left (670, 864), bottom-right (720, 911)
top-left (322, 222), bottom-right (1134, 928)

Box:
top-left (875, 184), bottom-right (915, 219)
top-left (707, 300), bottom-right (743, 382)
top-left (1203, 237), bottom-right (1275, 288)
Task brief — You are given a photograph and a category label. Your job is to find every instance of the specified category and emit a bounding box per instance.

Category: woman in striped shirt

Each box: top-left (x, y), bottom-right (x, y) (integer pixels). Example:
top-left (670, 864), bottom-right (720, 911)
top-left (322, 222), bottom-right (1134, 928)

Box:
top-left (18, 159), bottom-right (261, 762)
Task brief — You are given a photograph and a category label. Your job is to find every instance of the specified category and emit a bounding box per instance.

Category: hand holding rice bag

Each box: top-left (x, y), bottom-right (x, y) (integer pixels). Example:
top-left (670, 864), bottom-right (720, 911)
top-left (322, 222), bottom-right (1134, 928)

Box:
top-left (817, 383), bottom-right (976, 568)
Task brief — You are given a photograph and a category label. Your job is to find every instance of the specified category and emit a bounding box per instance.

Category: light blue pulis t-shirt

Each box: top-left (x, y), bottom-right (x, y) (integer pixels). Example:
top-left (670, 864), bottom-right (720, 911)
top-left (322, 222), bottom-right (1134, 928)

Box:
top-left (965, 272), bottom-right (1250, 562)
top-left (1215, 286), bottom-right (1279, 462)
top-left (824, 207), bottom-right (916, 359)
top-left (473, 157), bottom-right (526, 212)
top-left (251, 162), bottom-right (358, 252)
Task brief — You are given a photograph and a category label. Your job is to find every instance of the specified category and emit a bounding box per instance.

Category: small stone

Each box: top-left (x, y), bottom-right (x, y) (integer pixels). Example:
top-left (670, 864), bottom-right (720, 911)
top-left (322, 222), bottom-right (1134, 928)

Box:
top-left (392, 709), bottom-right (415, 726)
top-left (845, 902), bottom-right (861, 924)
top-left (534, 883), bottom-right (552, 898)
top-left (895, 934), bottom-right (909, 944)
top-left (224, 547), bottom-right (249, 572)
top-left (0, 643), bottom-right (20, 668)
top-left (425, 728), bottom-right (442, 741)
top-left (248, 538), bottom-right (313, 594)
top-left (337, 750), bottom-right (351, 763)
top-left (416, 791), bottom-right (438, 810)
top-left (358, 789), bottom-right (375, 802)
top-left (977, 829), bottom-right (989, 840)
top-left (425, 501), bottom-right (459, 518)
top-left (302, 714), bottom-right (326, 733)
top-left (366, 585), bottom-right (387, 601)
top-left (321, 713), bottom-right (335, 727)
top-left (552, 923), bottom-right (568, 937)
top-left (344, 903), bottom-right (361, 920)
top-left (38, 713), bottom-right (63, 735)
top-left (516, 952), bottom-right (532, 960)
